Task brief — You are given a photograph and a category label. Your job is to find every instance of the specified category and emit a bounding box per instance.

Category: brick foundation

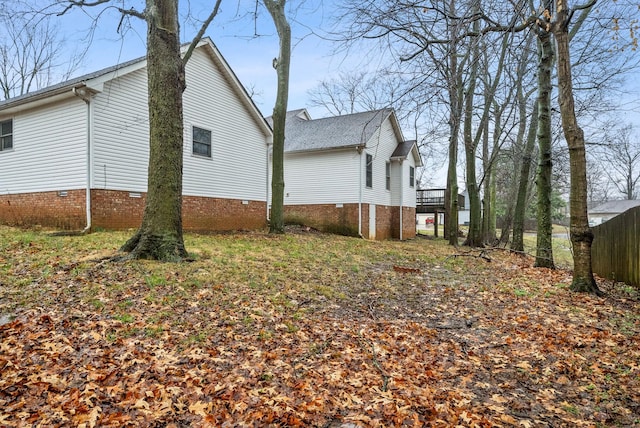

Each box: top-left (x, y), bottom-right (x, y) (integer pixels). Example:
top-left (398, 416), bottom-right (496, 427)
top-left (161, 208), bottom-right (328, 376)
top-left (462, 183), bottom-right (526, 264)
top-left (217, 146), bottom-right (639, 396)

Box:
top-left (182, 195), bottom-right (267, 232)
top-left (284, 203), bottom-right (416, 240)
top-left (284, 203), bottom-right (362, 237)
top-left (0, 190), bottom-right (412, 237)
top-left (90, 189), bottom-right (145, 229)
top-left (1, 190), bottom-right (86, 230)
top-left (91, 190), bottom-right (267, 231)
top-left (1, 189), bottom-right (267, 232)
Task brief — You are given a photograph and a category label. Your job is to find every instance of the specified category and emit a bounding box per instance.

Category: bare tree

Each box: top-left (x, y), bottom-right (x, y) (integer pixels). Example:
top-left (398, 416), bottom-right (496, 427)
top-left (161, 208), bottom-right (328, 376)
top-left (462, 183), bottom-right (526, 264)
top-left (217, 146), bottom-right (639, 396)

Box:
top-left (262, 0), bottom-right (291, 234)
top-left (546, 0), bottom-right (601, 294)
top-left (585, 155), bottom-right (614, 203)
top-left (53, 0), bottom-right (222, 261)
top-left (0, 12), bottom-right (82, 99)
top-left (601, 124), bottom-right (640, 200)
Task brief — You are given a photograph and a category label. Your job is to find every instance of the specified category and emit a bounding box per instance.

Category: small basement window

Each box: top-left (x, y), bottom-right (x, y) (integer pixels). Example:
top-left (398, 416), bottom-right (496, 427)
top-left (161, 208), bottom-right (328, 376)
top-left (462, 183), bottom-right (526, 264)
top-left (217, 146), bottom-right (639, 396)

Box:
top-left (192, 126), bottom-right (211, 158)
top-left (1, 119), bottom-right (13, 151)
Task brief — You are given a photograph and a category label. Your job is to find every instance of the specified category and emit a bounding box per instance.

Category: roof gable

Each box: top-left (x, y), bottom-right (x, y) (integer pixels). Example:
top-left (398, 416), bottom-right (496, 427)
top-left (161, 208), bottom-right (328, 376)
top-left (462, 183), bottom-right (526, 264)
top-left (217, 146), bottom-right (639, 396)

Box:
top-left (281, 108), bottom-right (398, 153)
top-left (0, 38), bottom-right (271, 137)
top-left (391, 139), bottom-right (423, 167)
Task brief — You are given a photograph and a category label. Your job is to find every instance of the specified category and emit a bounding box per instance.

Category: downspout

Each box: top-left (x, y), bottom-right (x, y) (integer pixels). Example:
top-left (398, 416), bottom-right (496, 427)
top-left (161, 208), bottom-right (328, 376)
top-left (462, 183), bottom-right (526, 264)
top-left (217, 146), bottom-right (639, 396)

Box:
top-left (399, 159), bottom-right (404, 241)
top-left (73, 87), bottom-right (92, 234)
top-left (266, 138), bottom-right (272, 222)
top-left (357, 146), bottom-right (364, 238)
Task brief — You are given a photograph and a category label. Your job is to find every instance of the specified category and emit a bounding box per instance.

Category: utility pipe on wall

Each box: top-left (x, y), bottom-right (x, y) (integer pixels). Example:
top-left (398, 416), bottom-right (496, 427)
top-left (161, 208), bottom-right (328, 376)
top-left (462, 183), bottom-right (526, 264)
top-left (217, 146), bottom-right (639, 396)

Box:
top-left (399, 159), bottom-right (404, 241)
top-left (73, 86), bottom-right (93, 234)
top-left (357, 146), bottom-right (364, 238)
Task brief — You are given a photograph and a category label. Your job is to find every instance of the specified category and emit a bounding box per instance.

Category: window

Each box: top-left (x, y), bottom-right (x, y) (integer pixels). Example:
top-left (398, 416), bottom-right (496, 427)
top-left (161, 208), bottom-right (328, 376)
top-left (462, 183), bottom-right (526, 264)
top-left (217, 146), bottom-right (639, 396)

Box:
top-left (365, 153), bottom-right (373, 188)
top-left (409, 166), bottom-right (415, 188)
top-left (385, 162), bottom-right (391, 190)
top-left (192, 126), bottom-right (211, 157)
top-left (1, 119), bottom-right (12, 151)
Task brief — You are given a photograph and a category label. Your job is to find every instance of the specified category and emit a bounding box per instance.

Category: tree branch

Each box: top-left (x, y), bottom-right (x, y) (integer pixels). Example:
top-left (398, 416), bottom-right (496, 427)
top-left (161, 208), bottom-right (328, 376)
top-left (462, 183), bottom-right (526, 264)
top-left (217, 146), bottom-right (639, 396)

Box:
top-left (182, 0), bottom-right (223, 65)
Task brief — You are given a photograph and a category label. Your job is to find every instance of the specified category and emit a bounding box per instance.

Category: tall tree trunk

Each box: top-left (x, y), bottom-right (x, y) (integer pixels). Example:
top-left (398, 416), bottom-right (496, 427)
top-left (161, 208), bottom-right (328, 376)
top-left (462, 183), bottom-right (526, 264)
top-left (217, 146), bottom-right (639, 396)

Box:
top-left (553, 10), bottom-right (600, 294)
top-left (264, 0), bottom-right (291, 234)
top-left (534, 28), bottom-right (555, 269)
top-left (463, 8), bottom-right (483, 248)
top-left (512, 102), bottom-right (538, 252)
top-left (483, 100), bottom-right (497, 244)
top-left (121, 0), bottom-right (188, 261)
top-left (445, 2), bottom-right (461, 246)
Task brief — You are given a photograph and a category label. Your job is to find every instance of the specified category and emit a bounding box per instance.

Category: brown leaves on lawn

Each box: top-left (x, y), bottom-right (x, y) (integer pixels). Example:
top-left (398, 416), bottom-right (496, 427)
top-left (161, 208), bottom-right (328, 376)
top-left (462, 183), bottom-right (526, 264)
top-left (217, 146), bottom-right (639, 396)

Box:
top-left (0, 227), bottom-right (639, 426)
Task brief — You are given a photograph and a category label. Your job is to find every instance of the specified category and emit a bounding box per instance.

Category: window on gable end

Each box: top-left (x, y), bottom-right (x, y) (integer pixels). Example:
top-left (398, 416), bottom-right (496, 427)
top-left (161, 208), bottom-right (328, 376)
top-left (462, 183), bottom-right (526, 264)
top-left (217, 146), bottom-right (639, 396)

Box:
top-left (366, 153), bottom-right (373, 188)
top-left (409, 166), bottom-right (415, 188)
top-left (0, 119), bottom-right (13, 151)
top-left (192, 126), bottom-right (211, 158)
top-left (385, 162), bottom-right (391, 190)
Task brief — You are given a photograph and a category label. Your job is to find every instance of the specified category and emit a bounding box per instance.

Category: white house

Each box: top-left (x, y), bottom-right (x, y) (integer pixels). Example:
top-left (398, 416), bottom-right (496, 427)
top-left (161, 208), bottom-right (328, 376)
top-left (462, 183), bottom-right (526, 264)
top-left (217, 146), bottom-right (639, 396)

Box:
top-left (0, 38), bottom-right (272, 231)
top-left (270, 108), bottom-right (423, 240)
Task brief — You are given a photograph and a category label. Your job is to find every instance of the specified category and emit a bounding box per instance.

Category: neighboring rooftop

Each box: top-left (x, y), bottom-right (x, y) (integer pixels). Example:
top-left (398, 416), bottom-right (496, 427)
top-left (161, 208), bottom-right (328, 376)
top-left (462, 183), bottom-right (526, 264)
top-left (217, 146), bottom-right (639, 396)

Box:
top-left (588, 199), bottom-right (640, 214)
top-left (268, 108), bottom-right (394, 153)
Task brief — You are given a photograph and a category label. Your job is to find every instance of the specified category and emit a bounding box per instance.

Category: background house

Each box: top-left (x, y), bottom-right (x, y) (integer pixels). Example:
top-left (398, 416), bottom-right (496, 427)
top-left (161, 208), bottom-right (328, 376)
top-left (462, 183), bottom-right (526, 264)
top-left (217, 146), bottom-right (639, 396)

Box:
top-left (269, 108), bottom-right (422, 240)
top-left (588, 200), bottom-right (640, 226)
top-left (0, 38), bottom-right (272, 232)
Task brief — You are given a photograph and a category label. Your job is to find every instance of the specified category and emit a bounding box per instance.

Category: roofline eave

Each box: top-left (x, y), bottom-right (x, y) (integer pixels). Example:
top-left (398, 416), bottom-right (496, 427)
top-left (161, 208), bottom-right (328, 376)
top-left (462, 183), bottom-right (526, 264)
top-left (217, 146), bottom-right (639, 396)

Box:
top-left (285, 144), bottom-right (363, 155)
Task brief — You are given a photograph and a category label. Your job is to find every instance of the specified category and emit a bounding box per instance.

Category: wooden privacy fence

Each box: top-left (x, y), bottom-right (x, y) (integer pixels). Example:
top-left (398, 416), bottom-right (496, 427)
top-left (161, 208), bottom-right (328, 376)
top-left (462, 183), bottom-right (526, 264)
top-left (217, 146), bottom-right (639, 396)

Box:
top-left (591, 206), bottom-right (640, 287)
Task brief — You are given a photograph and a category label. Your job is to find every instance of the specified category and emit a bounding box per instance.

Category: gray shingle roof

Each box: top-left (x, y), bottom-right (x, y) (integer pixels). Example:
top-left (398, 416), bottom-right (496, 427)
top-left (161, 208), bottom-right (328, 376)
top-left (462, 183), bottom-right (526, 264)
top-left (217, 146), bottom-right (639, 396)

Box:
top-left (589, 200), bottom-right (640, 215)
top-left (0, 55), bottom-right (144, 110)
top-left (391, 139), bottom-right (416, 159)
top-left (278, 108), bottom-right (394, 153)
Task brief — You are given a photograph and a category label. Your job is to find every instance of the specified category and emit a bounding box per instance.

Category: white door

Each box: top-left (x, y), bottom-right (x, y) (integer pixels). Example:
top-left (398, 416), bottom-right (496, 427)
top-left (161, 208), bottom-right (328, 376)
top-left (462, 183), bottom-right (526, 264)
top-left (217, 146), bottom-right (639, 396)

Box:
top-left (369, 204), bottom-right (376, 239)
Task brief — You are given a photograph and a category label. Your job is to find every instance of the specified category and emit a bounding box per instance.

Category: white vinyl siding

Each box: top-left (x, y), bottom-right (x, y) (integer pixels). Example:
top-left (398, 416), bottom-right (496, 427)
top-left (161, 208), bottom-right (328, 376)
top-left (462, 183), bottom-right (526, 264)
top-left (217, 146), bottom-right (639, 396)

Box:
top-left (182, 48), bottom-right (267, 201)
top-left (0, 98), bottom-right (87, 193)
top-left (92, 67), bottom-right (150, 192)
top-left (283, 149), bottom-right (360, 205)
top-left (91, 47), bottom-right (268, 201)
top-left (402, 155), bottom-right (417, 207)
top-left (361, 117), bottom-right (396, 207)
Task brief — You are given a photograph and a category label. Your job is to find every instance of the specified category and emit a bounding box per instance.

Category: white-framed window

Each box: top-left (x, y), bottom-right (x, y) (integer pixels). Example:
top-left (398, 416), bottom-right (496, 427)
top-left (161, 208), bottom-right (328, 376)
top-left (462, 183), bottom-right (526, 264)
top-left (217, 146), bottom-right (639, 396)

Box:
top-left (365, 153), bottom-right (373, 188)
top-left (192, 126), bottom-right (211, 158)
top-left (409, 166), bottom-right (415, 188)
top-left (0, 119), bottom-right (13, 152)
top-left (385, 162), bottom-right (391, 190)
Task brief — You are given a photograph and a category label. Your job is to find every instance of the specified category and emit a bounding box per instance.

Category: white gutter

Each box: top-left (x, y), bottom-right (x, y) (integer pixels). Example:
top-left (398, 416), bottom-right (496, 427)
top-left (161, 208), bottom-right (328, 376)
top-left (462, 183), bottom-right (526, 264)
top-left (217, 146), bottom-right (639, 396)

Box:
top-left (73, 87), bottom-right (93, 234)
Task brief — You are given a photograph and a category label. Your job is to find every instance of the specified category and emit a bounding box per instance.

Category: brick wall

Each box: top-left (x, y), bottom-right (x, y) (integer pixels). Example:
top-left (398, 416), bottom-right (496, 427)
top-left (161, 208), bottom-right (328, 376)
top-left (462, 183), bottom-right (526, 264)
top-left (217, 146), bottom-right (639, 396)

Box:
top-left (284, 203), bottom-right (363, 237)
top-left (376, 204), bottom-right (395, 240)
top-left (1, 189), bottom-right (267, 232)
top-left (182, 195), bottom-right (267, 231)
top-left (1, 190), bottom-right (413, 237)
top-left (91, 190), bottom-right (145, 229)
top-left (91, 190), bottom-right (267, 231)
top-left (284, 203), bottom-right (416, 240)
top-left (1, 190), bottom-right (86, 230)
top-left (402, 206), bottom-right (417, 239)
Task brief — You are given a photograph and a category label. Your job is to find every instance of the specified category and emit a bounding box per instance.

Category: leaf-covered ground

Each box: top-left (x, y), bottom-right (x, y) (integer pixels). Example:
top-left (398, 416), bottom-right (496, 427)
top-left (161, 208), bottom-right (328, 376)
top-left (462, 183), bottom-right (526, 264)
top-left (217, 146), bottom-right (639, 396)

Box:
top-left (0, 225), bottom-right (638, 427)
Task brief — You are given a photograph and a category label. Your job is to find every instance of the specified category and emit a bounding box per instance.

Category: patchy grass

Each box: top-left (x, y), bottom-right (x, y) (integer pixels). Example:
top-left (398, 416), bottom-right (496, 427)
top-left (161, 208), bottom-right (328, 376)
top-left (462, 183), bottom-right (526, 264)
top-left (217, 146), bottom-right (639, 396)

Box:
top-left (0, 225), bottom-right (638, 427)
